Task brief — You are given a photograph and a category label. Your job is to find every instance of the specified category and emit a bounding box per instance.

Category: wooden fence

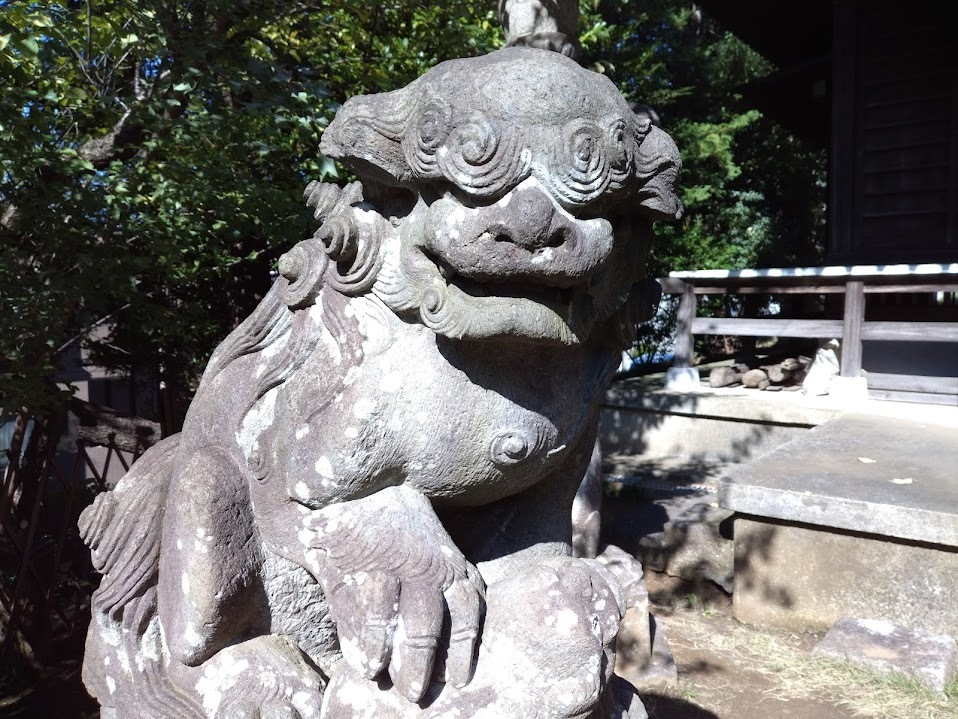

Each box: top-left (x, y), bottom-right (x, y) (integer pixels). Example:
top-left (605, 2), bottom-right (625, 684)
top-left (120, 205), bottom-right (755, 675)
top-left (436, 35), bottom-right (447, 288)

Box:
top-left (661, 263), bottom-right (958, 403)
top-left (0, 414), bottom-right (146, 691)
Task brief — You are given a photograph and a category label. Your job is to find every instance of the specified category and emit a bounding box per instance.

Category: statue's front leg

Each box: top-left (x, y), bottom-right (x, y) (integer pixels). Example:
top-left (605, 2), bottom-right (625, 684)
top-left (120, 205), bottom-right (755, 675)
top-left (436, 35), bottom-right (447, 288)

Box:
top-left (320, 424), bottom-right (642, 718)
top-left (322, 555), bottom-right (635, 719)
top-left (262, 484), bottom-right (486, 704)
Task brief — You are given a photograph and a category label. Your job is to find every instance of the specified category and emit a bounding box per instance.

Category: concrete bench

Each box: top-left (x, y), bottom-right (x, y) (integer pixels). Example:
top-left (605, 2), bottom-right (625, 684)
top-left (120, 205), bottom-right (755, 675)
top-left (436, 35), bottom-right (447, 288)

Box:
top-left (719, 411), bottom-right (958, 636)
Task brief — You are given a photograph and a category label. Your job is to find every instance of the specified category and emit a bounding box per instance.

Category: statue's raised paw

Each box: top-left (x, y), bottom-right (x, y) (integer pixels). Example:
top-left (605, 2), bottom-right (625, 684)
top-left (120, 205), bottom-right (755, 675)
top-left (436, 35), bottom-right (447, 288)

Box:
top-left (297, 485), bottom-right (485, 703)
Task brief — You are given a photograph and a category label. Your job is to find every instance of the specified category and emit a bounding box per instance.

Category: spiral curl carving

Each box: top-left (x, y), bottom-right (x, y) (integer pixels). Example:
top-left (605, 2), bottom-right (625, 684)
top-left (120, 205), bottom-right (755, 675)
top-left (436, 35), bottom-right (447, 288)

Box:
top-left (418, 286), bottom-right (468, 339)
top-left (403, 96), bottom-right (453, 176)
top-left (547, 119), bottom-right (612, 206)
top-left (437, 111), bottom-right (530, 196)
top-left (278, 239), bottom-right (329, 310)
top-left (489, 430), bottom-right (533, 467)
top-left (323, 218), bottom-right (384, 297)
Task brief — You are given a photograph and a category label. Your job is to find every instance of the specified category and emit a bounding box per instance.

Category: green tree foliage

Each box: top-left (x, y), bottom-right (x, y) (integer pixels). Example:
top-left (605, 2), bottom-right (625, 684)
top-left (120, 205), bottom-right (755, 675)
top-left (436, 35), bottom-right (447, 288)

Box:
top-left (0, 0), bottom-right (501, 423)
top-left (578, 0), bottom-right (826, 360)
top-left (1, 0), bottom-right (823, 418)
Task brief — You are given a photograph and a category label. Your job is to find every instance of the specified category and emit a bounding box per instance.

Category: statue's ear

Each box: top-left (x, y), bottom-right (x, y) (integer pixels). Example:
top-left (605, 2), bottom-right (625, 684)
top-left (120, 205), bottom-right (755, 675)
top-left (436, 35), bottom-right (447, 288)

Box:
top-left (320, 88), bottom-right (414, 187)
top-left (635, 126), bottom-right (683, 222)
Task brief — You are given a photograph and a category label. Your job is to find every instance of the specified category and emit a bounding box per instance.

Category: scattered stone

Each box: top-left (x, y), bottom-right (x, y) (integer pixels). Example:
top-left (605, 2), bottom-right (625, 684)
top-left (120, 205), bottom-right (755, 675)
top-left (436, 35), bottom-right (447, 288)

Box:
top-left (638, 502), bottom-right (734, 592)
top-left (762, 363), bottom-right (793, 384)
top-left (709, 366), bottom-right (742, 388)
top-left (597, 545), bottom-right (678, 691)
top-left (742, 368), bottom-right (769, 389)
top-left (812, 618), bottom-right (958, 693)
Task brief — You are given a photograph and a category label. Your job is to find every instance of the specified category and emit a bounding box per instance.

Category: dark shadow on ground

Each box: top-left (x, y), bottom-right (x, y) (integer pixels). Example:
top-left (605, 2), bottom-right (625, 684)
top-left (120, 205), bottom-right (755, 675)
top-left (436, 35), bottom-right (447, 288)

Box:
top-left (641, 692), bottom-right (720, 719)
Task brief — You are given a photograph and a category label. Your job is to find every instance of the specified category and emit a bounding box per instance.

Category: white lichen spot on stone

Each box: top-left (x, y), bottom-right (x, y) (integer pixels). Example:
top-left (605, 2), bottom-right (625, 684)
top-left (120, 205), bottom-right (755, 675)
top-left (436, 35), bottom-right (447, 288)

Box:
top-left (181, 572), bottom-right (191, 595)
top-left (236, 385), bottom-right (280, 461)
top-left (379, 371), bottom-right (402, 393)
top-left (530, 247), bottom-right (554, 265)
top-left (195, 655), bottom-right (251, 715)
top-left (184, 621), bottom-right (204, 650)
top-left (315, 456), bottom-right (334, 479)
top-left (106, 676), bottom-right (116, 694)
top-left (344, 426), bottom-right (359, 439)
top-left (860, 618), bottom-right (897, 636)
top-left (296, 425), bottom-right (310, 440)
top-left (295, 481), bottom-right (311, 500)
top-left (353, 397), bottom-right (375, 420)
top-left (555, 608), bottom-right (578, 635)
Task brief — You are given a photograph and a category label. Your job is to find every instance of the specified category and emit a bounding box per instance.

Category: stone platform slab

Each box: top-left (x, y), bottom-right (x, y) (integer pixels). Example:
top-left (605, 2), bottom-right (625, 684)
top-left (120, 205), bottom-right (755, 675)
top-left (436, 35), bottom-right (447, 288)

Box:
top-left (721, 412), bottom-right (958, 635)
top-left (732, 516), bottom-right (958, 635)
top-left (720, 412), bottom-right (958, 548)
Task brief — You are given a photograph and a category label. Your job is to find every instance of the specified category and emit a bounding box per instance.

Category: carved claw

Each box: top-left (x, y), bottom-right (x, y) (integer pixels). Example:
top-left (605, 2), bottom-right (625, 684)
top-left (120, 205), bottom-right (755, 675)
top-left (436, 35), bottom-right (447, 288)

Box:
top-left (300, 485), bottom-right (485, 703)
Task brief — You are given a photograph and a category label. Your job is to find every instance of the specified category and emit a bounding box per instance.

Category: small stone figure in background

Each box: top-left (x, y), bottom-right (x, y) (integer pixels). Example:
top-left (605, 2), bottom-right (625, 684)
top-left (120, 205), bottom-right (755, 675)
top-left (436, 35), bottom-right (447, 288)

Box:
top-left (80, 47), bottom-right (681, 719)
top-left (499, 0), bottom-right (580, 56)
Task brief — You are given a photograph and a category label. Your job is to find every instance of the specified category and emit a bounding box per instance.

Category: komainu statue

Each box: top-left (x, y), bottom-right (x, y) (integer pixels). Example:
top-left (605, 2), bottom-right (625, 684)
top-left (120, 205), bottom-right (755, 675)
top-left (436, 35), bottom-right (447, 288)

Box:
top-left (80, 47), bottom-right (681, 719)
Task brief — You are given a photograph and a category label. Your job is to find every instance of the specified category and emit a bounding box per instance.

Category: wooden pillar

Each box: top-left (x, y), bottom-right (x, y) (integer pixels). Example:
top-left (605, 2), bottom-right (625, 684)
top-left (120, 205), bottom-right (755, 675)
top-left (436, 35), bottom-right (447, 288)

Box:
top-left (674, 281), bottom-right (696, 369)
top-left (840, 280), bottom-right (865, 377)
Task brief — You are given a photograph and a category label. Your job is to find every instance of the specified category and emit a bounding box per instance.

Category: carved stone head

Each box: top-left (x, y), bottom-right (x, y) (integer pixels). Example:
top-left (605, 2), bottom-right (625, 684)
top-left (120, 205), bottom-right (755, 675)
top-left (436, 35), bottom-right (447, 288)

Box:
top-left (290, 48), bottom-right (681, 347)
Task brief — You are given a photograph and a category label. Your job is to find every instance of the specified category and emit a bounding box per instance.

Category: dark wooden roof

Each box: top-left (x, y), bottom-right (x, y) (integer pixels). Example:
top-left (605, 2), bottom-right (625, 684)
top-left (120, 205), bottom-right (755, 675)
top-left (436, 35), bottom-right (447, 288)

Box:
top-left (700, 0), bottom-right (833, 146)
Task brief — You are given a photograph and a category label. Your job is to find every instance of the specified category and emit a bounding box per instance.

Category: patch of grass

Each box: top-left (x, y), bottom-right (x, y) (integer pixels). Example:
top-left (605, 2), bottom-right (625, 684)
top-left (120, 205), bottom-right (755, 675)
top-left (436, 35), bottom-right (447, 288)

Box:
top-left (678, 685), bottom-right (701, 705)
top-left (700, 602), bottom-right (719, 618)
top-left (667, 614), bottom-right (958, 719)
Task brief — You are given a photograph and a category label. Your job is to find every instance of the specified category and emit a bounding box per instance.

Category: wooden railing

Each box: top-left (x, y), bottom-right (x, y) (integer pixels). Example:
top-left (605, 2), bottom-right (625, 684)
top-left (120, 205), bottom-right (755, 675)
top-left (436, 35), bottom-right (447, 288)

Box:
top-left (660, 263), bottom-right (958, 400)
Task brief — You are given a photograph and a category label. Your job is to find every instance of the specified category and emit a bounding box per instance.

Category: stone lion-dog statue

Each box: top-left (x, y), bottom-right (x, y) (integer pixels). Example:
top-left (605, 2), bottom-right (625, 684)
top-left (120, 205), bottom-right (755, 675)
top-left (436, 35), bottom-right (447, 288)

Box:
top-left (80, 46), bottom-right (681, 719)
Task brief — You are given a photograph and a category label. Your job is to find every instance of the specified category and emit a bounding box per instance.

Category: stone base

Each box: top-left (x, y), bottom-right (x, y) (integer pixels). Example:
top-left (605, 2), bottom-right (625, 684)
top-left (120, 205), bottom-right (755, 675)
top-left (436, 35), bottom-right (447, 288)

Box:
top-left (665, 366), bottom-right (701, 391)
top-left (733, 517), bottom-right (958, 636)
top-left (828, 375), bottom-right (869, 402)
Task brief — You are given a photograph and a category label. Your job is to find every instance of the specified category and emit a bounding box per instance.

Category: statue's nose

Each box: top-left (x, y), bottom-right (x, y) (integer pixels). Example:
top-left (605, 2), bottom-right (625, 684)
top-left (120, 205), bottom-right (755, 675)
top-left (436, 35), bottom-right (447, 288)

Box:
top-left (489, 185), bottom-right (567, 251)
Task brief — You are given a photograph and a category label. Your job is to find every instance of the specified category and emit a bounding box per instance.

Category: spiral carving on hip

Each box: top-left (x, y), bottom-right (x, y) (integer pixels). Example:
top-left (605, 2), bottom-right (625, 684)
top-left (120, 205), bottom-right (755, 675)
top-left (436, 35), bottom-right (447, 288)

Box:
top-left (489, 429), bottom-right (534, 467)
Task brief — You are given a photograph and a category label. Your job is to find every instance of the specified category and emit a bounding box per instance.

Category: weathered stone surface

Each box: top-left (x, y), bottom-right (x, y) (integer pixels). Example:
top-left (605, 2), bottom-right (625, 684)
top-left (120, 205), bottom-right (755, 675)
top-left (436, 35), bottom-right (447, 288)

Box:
top-left (741, 368), bottom-right (769, 389)
top-left (733, 517), bottom-right (958, 636)
top-left (721, 413), bottom-right (958, 547)
top-left (80, 47), bottom-right (682, 719)
top-left (640, 502), bottom-right (734, 592)
top-left (708, 366), bottom-right (741, 388)
top-left (572, 437), bottom-right (604, 559)
top-left (595, 545), bottom-right (678, 692)
top-left (813, 618), bottom-right (958, 693)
